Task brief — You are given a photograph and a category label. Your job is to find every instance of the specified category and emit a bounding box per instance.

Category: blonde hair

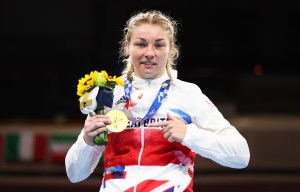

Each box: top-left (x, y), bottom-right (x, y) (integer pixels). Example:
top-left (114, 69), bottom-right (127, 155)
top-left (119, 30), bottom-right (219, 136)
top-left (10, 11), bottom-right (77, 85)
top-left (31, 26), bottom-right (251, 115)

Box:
top-left (119, 10), bottom-right (180, 80)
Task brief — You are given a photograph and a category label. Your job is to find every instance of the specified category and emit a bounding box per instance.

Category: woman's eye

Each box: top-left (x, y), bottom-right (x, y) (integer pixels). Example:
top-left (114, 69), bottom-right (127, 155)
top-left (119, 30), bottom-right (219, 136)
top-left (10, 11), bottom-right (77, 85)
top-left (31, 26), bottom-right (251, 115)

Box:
top-left (135, 42), bottom-right (146, 47)
top-left (155, 43), bottom-right (164, 48)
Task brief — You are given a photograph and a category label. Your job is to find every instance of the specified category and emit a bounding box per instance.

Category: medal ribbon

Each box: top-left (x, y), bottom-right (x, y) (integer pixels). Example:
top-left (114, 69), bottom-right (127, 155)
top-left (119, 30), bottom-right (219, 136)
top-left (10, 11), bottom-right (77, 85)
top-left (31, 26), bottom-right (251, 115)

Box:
top-left (124, 79), bottom-right (171, 121)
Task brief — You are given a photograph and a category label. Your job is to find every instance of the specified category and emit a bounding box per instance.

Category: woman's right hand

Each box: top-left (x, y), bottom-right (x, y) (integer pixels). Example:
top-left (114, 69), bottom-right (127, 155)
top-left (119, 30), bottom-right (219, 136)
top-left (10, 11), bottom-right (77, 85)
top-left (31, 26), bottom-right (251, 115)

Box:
top-left (83, 115), bottom-right (111, 145)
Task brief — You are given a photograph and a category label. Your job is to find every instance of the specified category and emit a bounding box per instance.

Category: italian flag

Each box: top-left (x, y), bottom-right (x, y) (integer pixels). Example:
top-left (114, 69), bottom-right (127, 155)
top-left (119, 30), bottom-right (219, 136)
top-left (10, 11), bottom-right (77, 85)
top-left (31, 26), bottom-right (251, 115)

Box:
top-left (49, 133), bottom-right (77, 164)
top-left (4, 131), bottom-right (48, 162)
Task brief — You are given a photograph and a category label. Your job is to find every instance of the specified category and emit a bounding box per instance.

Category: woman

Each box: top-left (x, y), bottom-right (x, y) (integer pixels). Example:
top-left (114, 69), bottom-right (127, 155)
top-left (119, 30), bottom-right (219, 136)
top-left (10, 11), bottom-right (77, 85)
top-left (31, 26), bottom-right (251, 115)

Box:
top-left (65, 10), bottom-right (250, 192)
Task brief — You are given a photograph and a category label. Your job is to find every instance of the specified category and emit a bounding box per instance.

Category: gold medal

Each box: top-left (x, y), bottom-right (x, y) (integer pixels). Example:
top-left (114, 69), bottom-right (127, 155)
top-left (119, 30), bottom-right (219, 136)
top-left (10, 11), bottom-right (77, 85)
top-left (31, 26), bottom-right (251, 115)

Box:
top-left (106, 110), bottom-right (128, 132)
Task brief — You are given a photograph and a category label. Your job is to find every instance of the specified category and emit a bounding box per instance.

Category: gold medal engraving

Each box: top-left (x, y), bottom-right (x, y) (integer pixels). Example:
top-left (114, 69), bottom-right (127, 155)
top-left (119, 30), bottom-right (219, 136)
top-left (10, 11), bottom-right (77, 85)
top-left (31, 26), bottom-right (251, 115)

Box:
top-left (106, 110), bottom-right (128, 132)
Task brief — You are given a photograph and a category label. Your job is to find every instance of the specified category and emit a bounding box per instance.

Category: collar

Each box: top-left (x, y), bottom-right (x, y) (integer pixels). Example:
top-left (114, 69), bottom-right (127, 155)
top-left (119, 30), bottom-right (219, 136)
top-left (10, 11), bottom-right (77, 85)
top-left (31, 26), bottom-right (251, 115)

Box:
top-left (131, 70), bottom-right (177, 87)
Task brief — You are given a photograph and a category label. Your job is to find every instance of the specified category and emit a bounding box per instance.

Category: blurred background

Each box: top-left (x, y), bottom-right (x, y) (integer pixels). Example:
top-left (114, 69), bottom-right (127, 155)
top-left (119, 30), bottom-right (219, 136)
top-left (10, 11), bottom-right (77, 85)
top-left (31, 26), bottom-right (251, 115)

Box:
top-left (1, 0), bottom-right (300, 191)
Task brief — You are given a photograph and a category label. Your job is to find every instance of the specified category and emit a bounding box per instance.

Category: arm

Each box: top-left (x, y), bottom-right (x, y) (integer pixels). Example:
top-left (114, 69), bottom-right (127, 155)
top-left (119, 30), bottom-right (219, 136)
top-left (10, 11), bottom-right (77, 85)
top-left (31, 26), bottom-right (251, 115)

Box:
top-left (182, 123), bottom-right (249, 169)
top-left (182, 91), bottom-right (250, 169)
top-left (150, 109), bottom-right (249, 168)
top-left (148, 83), bottom-right (250, 168)
top-left (65, 129), bottom-right (105, 183)
top-left (65, 113), bottom-right (111, 182)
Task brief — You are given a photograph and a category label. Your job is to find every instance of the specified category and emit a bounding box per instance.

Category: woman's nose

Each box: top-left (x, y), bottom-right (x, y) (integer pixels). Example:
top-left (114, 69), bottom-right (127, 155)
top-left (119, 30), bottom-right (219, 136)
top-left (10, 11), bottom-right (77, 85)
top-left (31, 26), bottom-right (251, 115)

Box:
top-left (144, 46), bottom-right (155, 59)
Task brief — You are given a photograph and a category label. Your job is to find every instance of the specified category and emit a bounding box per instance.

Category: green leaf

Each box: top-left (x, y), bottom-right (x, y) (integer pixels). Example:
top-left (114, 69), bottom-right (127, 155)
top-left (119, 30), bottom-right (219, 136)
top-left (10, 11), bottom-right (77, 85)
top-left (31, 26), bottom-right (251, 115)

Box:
top-left (93, 131), bottom-right (108, 145)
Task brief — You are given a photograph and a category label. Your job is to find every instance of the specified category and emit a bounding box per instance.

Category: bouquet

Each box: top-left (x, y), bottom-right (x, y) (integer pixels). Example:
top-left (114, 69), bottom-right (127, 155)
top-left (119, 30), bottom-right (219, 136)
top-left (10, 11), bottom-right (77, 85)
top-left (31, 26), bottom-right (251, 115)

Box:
top-left (77, 70), bottom-right (124, 145)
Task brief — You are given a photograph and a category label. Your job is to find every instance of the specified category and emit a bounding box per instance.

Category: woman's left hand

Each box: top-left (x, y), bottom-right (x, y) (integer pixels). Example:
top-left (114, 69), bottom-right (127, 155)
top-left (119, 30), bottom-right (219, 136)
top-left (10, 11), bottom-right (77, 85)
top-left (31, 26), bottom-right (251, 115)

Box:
top-left (147, 112), bottom-right (187, 143)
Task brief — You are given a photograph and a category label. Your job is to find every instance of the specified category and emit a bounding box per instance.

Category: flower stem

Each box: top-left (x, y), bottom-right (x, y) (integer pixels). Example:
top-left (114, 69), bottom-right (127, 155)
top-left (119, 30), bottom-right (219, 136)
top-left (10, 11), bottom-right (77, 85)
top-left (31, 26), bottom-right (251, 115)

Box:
top-left (93, 106), bottom-right (108, 145)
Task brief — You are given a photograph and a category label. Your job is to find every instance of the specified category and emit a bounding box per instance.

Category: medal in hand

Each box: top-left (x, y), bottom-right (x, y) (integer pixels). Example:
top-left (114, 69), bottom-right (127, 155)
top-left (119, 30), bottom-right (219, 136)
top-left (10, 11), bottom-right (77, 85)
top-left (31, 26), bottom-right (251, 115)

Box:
top-left (106, 110), bottom-right (128, 132)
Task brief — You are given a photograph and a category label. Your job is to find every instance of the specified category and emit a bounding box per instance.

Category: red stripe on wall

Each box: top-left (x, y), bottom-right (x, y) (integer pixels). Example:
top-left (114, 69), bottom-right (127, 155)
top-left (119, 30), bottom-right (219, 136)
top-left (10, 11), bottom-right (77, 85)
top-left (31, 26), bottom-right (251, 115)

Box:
top-left (51, 153), bottom-right (66, 164)
top-left (34, 133), bottom-right (48, 162)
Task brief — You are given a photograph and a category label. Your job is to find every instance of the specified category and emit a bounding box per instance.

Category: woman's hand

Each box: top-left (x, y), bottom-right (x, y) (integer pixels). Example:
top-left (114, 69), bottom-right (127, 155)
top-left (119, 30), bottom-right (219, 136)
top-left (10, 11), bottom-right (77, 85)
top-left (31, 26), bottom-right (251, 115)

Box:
top-left (83, 115), bottom-right (111, 145)
top-left (147, 112), bottom-right (187, 143)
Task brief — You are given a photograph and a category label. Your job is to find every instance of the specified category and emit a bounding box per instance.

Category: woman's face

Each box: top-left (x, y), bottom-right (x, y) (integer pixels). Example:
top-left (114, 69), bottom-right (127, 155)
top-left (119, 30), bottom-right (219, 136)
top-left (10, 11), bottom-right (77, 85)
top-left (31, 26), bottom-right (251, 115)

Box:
top-left (126, 23), bottom-right (172, 79)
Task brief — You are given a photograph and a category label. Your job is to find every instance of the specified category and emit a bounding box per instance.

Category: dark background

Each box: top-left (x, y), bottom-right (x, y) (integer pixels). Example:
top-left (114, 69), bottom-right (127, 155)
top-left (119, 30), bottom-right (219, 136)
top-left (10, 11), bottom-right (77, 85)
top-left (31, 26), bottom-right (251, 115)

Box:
top-left (1, 0), bottom-right (300, 121)
top-left (1, 1), bottom-right (300, 191)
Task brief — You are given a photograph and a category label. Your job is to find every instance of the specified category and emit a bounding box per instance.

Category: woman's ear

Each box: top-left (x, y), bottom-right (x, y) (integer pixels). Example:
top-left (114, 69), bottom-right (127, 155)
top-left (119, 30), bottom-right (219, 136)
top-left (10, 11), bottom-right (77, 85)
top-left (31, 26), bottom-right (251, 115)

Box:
top-left (125, 41), bottom-right (130, 55)
top-left (168, 46), bottom-right (174, 58)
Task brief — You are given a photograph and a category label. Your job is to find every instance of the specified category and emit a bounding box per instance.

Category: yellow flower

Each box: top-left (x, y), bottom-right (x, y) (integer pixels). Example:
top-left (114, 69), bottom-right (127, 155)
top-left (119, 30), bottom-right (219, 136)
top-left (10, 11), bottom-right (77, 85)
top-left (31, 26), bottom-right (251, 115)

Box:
top-left (101, 70), bottom-right (109, 79)
top-left (101, 70), bottom-right (124, 87)
top-left (77, 71), bottom-right (98, 96)
top-left (111, 76), bottom-right (125, 86)
top-left (77, 69), bottom-right (124, 97)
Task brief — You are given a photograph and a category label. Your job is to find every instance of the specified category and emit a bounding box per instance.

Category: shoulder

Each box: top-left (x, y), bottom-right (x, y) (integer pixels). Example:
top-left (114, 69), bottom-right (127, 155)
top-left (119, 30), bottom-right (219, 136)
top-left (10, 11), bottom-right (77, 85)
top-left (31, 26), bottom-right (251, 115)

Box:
top-left (172, 79), bottom-right (220, 113)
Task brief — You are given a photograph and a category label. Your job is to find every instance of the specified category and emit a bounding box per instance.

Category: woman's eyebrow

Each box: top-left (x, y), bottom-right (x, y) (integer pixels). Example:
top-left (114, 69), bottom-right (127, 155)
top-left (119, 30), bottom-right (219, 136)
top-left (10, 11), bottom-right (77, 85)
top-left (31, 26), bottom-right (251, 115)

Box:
top-left (155, 38), bottom-right (166, 42)
top-left (134, 38), bottom-right (166, 42)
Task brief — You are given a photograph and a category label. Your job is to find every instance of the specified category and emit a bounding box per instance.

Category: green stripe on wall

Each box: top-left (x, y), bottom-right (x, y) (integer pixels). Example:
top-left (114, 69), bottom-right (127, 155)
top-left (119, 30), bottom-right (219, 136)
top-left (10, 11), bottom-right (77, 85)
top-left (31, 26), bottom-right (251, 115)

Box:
top-left (5, 133), bottom-right (19, 162)
top-left (51, 134), bottom-right (77, 143)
